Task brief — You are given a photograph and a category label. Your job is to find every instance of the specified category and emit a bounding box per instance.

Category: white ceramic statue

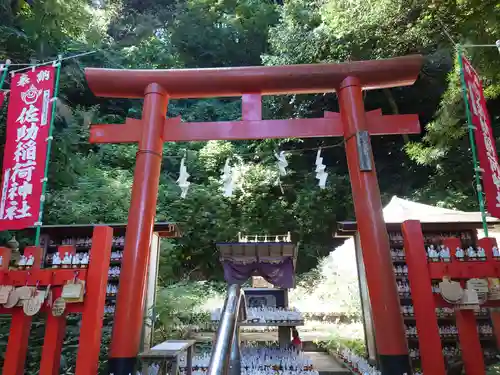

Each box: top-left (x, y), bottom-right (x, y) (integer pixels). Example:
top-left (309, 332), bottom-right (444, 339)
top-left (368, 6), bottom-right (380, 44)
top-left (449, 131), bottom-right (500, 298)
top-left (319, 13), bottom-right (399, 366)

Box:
top-left (477, 246), bottom-right (486, 259)
top-left (467, 246), bottom-right (477, 260)
top-left (19, 255), bottom-right (27, 267)
top-left (427, 245), bottom-right (439, 261)
top-left (26, 255), bottom-right (34, 267)
top-left (62, 252), bottom-right (71, 266)
top-left (402, 265), bottom-right (408, 275)
top-left (81, 253), bottom-right (89, 267)
top-left (72, 253), bottom-right (81, 268)
top-left (439, 245), bottom-right (451, 262)
top-left (52, 252), bottom-right (61, 267)
top-left (455, 247), bottom-right (465, 260)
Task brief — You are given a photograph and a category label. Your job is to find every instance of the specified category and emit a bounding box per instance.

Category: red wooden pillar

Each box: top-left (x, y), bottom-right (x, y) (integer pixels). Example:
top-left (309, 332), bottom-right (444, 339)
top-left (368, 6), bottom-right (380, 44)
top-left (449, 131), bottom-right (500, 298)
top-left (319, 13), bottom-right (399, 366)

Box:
top-left (2, 247), bottom-right (42, 375)
top-left (2, 311), bottom-right (32, 375)
top-left (477, 237), bottom-right (500, 352)
top-left (40, 309), bottom-right (67, 375)
top-left (39, 242), bottom-right (77, 375)
top-left (108, 83), bottom-right (169, 375)
top-left (76, 226), bottom-right (113, 375)
top-left (338, 76), bottom-right (411, 374)
top-left (402, 220), bottom-right (446, 375)
top-left (455, 310), bottom-right (485, 375)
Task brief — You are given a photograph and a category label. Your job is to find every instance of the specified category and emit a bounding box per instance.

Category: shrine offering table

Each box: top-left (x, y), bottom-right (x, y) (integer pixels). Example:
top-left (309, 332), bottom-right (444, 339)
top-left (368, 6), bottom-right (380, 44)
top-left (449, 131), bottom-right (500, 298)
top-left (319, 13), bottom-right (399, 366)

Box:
top-left (139, 340), bottom-right (195, 375)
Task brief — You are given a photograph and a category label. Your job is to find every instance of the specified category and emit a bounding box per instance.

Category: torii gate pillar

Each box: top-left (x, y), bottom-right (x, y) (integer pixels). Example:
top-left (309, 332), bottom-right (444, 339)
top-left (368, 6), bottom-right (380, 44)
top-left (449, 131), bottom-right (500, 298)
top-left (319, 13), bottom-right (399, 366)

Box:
top-left (86, 55), bottom-right (423, 375)
top-left (339, 77), bottom-right (409, 372)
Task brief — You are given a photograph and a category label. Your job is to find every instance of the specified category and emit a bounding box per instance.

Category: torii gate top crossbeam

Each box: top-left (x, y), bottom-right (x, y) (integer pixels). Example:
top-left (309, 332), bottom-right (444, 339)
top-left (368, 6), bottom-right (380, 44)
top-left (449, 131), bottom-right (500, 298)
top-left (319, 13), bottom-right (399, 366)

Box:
top-left (85, 55), bottom-right (423, 99)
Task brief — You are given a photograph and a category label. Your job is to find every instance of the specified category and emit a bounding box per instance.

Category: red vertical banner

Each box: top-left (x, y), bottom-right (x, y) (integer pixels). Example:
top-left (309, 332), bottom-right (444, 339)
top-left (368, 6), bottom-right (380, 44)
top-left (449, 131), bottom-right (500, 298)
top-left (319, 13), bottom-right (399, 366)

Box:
top-left (0, 66), bottom-right (55, 230)
top-left (461, 55), bottom-right (500, 218)
top-left (0, 91), bottom-right (5, 106)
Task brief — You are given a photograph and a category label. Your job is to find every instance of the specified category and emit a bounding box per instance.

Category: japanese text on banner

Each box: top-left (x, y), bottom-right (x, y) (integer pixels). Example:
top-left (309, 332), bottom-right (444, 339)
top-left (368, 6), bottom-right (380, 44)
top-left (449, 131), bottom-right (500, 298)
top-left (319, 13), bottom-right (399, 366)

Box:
top-left (462, 56), bottom-right (500, 218)
top-left (0, 66), bottom-right (55, 230)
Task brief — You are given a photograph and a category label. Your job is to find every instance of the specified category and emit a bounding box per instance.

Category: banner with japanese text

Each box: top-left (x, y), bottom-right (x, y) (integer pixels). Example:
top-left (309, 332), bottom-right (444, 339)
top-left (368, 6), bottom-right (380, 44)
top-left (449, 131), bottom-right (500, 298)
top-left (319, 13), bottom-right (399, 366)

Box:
top-left (0, 66), bottom-right (55, 230)
top-left (461, 55), bottom-right (500, 218)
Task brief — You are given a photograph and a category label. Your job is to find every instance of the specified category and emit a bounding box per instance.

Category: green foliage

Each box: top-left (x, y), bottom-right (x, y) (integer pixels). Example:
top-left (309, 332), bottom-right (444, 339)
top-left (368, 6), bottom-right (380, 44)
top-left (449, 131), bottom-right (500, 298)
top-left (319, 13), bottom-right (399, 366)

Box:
top-left (2, 0), bottom-right (498, 281)
top-left (487, 364), bottom-right (500, 375)
top-left (318, 336), bottom-right (366, 358)
top-left (0, 2), bottom-right (499, 369)
top-left (314, 321), bottom-right (367, 357)
top-left (153, 281), bottom-right (225, 341)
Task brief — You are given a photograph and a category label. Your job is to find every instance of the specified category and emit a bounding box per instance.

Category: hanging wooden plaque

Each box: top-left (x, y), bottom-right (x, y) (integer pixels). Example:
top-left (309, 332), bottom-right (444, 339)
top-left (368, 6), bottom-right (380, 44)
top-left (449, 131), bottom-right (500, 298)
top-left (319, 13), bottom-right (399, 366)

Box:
top-left (61, 280), bottom-right (85, 302)
top-left (51, 297), bottom-right (66, 317)
top-left (3, 289), bottom-right (19, 308)
top-left (23, 297), bottom-right (42, 316)
top-left (0, 286), bottom-right (14, 304)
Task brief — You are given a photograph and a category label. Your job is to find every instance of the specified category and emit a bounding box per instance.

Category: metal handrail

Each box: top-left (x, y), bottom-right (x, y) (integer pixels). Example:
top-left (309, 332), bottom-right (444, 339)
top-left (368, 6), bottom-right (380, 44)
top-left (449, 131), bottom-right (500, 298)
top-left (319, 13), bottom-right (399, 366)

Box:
top-left (207, 284), bottom-right (247, 375)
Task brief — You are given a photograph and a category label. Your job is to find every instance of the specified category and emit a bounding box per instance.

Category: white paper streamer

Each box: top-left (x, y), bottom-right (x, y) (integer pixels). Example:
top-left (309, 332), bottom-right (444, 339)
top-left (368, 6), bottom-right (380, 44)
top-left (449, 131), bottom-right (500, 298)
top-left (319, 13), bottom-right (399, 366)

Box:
top-left (177, 156), bottom-right (190, 198)
top-left (220, 158), bottom-right (234, 197)
top-left (275, 151), bottom-right (288, 176)
top-left (315, 149), bottom-right (328, 189)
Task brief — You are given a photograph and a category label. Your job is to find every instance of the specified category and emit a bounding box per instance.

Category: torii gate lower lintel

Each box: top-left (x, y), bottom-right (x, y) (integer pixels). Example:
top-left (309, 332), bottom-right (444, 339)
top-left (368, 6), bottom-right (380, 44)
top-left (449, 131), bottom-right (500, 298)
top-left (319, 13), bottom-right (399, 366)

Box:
top-left (86, 55), bottom-right (424, 375)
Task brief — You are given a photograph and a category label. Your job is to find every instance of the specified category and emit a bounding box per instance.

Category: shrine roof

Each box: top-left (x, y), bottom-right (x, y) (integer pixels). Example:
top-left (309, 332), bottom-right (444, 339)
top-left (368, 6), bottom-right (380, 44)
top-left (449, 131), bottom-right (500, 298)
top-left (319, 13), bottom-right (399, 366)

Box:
top-left (85, 55), bottom-right (423, 99)
top-left (335, 196), bottom-right (500, 235)
top-left (20, 222), bottom-right (181, 239)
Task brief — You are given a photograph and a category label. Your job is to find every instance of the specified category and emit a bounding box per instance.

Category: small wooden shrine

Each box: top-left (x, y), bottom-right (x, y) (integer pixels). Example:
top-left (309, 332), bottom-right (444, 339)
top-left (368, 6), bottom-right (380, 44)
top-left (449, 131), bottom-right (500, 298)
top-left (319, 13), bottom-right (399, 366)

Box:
top-left (216, 232), bottom-right (302, 346)
top-left (335, 196), bottom-right (500, 371)
top-left (18, 222), bottom-right (181, 350)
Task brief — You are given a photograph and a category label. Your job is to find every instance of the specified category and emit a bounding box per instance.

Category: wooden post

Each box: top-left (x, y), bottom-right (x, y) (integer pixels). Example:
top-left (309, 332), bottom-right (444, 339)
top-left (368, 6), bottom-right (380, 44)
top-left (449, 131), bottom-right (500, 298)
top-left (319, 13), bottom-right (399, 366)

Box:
top-left (455, 310), bottom-right (485, 375)
top-left (108, 84), bottom-right (169, 375)
top-left (2, 311), bottom-right (32, 375)
top-left (339, 77), bottom-right (410, 374)
top-left (40, 311), bottom-right (67, 375)
top-left (402, 220), bottom-right (446, 375)
top-left (75, 226), bottom-right (113, 375)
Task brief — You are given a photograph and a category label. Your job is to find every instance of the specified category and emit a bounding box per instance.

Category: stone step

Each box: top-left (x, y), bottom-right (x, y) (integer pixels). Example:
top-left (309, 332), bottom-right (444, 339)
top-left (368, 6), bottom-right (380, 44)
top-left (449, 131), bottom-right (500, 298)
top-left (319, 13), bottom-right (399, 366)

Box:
top-left (308, 352), bottom-right (351, 375)
top-left (303, 341), bottom-right (325, 352)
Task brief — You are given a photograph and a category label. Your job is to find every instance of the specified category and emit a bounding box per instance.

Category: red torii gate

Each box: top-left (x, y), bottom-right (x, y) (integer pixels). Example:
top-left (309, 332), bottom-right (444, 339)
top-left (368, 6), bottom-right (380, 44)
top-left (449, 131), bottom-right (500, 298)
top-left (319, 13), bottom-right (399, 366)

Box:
top-left (85, 55), bottom-right (423, 375)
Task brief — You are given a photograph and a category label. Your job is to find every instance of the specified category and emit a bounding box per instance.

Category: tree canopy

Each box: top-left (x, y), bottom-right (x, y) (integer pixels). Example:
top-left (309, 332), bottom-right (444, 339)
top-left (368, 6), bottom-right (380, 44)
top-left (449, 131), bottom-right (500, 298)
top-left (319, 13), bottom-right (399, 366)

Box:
top-left (1, 0), bottom-right (499, 279)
